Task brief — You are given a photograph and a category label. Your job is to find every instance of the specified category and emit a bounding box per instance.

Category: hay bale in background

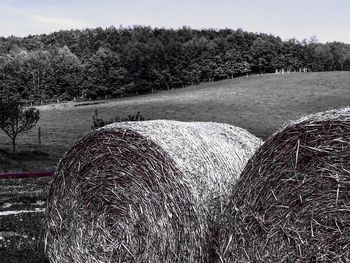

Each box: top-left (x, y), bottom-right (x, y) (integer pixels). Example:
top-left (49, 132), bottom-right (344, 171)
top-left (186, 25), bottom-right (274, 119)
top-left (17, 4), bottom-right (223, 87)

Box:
top-left (46, 120), bottom-right (261, 262)
top-left (220, 108), bottom-right (350, 262)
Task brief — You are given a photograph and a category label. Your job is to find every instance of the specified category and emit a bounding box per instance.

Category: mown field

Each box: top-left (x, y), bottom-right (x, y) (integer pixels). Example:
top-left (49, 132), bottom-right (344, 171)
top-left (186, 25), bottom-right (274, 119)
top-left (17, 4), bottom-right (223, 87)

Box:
top-left (2, 71), bottom-right (350, 172)
top-left (0, 177), bottom-right (49, 263)
top-left (0, 71), bottom-right (350, 262)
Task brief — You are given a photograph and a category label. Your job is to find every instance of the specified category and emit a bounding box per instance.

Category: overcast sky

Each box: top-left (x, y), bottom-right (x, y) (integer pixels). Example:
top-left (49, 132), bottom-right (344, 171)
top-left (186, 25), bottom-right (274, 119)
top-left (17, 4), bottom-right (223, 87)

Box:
top-left (0, 0), bottom-right (349, 43)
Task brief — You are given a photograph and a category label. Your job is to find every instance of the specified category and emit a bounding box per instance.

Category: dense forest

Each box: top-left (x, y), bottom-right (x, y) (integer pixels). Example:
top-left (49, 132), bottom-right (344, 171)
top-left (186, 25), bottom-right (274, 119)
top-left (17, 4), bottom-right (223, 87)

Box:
top-left (1, 26), bottom-right (350, 103)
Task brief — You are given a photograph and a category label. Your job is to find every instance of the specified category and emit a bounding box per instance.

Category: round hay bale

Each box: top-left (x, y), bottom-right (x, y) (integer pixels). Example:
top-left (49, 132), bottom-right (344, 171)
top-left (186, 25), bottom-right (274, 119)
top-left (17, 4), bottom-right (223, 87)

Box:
top-left (220, 108), bottom-right (350, 262)
top-left (45, 120), bottom-right (261, 263)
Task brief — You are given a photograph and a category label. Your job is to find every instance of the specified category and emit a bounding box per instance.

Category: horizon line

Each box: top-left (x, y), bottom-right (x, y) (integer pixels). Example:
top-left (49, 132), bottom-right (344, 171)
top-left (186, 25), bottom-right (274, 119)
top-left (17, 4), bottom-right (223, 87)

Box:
top-left (1, 24), bottom-right (348, 45)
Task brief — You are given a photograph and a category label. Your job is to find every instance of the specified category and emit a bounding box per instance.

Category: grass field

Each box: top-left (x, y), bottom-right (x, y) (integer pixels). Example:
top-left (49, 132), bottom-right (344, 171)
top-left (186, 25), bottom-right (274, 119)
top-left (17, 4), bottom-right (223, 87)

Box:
top-left (2, 71), bottom-right (350, 172)
top-left (0, 71), bottom-right (350, 262)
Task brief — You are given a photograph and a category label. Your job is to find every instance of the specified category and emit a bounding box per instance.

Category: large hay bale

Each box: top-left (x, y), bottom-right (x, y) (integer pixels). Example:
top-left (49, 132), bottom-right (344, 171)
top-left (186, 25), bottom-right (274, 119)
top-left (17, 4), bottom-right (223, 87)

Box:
top-left (46, 120), bottom-right (261, 262)
top-left (220, 108), bottom-right (350, 262)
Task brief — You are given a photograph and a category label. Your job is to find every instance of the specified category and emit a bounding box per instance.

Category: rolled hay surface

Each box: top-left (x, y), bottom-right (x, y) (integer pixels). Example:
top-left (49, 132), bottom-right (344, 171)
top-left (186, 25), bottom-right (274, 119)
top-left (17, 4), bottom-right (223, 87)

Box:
top-left (220, 107), bottom-right (350, 262)
top-left (45, 120), bottom-right (261, 263)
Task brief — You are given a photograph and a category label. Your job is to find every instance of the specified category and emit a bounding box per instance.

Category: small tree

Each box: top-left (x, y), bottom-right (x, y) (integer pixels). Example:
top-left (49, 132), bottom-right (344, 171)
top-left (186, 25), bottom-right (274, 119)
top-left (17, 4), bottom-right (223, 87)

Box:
top-left (0, 96), bottom-right (40, 153)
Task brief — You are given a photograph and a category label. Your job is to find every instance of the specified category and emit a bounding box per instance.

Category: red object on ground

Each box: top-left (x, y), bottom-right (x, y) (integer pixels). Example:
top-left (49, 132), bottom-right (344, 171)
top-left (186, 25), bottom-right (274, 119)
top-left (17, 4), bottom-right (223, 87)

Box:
top-left (0, 171), bottom-right (54, 179)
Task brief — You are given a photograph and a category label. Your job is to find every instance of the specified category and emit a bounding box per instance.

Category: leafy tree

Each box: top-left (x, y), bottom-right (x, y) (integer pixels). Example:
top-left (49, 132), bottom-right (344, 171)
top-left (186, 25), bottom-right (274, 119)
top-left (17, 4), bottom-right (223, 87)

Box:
top-left (344, 54), bottom-right (350, 71)
top-left (0, 50), bottom-right (29, 98)
top-left (50, 46), bottom-right (82, 100)
top-left (82, 47), bottom-right (127, 99)
top-left (314, 45), bottom-right (334, 71)
top-left (251, 36), bottom-right (278, 73)
top-left (0, 96), bottom-right (40, 153)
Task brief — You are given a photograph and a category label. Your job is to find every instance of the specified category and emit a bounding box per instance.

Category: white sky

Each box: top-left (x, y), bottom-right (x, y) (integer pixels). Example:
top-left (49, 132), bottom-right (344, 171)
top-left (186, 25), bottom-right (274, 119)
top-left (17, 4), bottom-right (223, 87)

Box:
top-left (0, 0), bottom-right (349, 43)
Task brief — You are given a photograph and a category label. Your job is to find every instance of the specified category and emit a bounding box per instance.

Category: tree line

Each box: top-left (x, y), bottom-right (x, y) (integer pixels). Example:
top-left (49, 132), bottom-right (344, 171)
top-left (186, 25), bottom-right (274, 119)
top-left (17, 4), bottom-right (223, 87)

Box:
top-left (1, 26), bottom-right (350, 103)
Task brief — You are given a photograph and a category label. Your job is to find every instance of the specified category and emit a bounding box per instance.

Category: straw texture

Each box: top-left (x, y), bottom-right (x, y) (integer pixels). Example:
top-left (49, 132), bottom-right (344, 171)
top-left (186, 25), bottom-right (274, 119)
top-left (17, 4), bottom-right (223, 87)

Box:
top-left (46, 120), bottom-right (261, 263)
top-left (220, 108), bottom-right (350, 262)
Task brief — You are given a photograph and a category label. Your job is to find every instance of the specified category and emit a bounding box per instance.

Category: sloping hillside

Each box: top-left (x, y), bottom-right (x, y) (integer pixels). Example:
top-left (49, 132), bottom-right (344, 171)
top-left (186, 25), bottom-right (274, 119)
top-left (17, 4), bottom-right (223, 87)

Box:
top-left (1, 71), bottom-right (350, 171)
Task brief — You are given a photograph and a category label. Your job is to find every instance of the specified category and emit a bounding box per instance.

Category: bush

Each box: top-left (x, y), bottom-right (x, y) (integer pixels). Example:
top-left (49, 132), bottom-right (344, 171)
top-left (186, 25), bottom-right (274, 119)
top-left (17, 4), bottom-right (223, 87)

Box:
top-left (91, 110), bottom-right (149, 129)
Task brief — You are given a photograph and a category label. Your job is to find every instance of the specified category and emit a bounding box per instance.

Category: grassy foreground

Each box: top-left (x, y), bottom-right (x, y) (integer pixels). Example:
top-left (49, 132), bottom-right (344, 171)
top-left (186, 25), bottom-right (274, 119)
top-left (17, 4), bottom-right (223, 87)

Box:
top-left (0, 71), bottom-right (350, 262)
top-left (0, 177), bottom-right (50, 263)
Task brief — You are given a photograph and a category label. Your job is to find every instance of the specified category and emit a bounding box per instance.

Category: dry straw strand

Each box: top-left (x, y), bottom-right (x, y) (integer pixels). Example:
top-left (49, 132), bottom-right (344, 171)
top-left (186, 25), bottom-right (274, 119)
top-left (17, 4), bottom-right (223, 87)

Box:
top-left (46, 120), bottom-right (261, 263)
top-left (220, 107), bottom-right (350, 262)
